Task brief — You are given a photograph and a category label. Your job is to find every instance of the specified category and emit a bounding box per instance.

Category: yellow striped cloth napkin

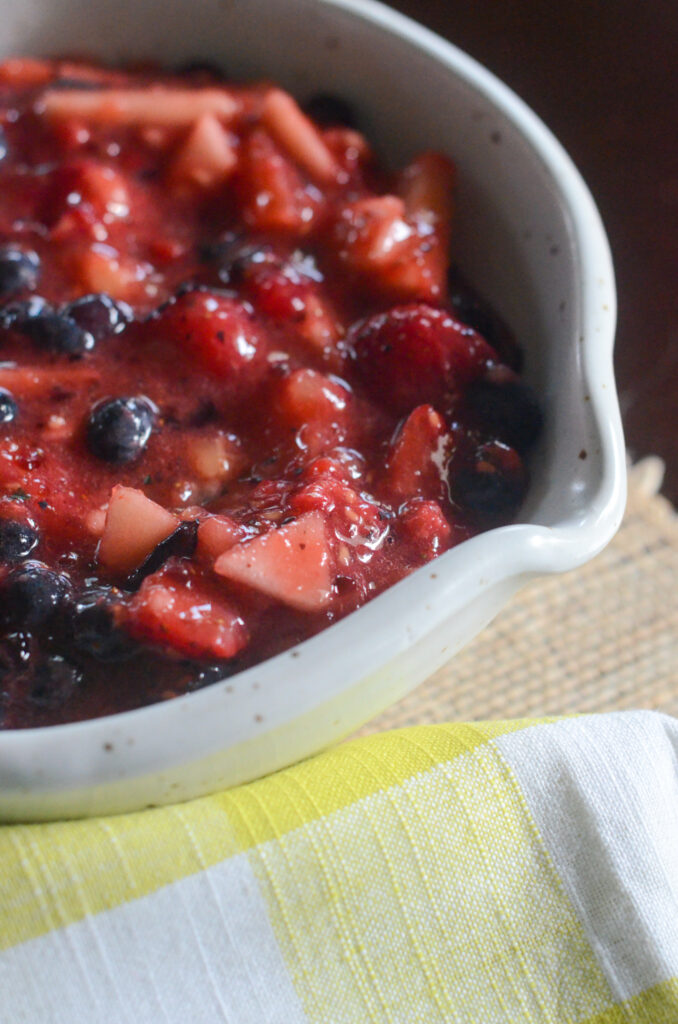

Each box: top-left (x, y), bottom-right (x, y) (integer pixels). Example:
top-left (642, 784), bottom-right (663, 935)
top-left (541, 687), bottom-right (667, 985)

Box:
top-left (1, 710), bottom-right (677, 1022)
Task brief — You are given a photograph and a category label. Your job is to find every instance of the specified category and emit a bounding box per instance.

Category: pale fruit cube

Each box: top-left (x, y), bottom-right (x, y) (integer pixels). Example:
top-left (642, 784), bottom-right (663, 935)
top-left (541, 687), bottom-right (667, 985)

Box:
top-left (77, 246), bottom-right (148, 302)
top-left (170, 114), bottom-right (238, 190)
top-left (98, 485), bottom-right (178, 573)
top-left (187, 432), bottom-right (247, 482)
top-left (197, 515), bottom-right (246, 561)
top-left (214, 510), bottom-right (333, 611)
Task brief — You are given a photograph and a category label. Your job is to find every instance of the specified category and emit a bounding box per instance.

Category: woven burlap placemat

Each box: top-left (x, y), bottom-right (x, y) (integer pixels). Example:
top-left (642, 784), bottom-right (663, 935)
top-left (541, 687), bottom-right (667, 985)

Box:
top-left (360, 458), bottom-right (678, 733)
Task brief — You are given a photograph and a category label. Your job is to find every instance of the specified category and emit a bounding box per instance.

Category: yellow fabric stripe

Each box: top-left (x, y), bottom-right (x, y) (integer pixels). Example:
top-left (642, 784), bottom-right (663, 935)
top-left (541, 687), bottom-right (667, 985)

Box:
top-left (582, 977), bottom-right (678, 1023)
top-left (0, 799), bottom-right (240, 951)
top-left (220, 719), bottom-right (538, 850)
top-left (250, 736), bottom-right (613, 1023)
top-left (0, 718), bottom-right (536, 951)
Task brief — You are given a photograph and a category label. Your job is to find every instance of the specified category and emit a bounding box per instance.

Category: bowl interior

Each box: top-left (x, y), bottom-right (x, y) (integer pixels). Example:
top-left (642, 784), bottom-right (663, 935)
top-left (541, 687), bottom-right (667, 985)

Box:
top-left (0, 0), bottom-right (625, 818)
top-left (1, 0), bottom-right (618, 535)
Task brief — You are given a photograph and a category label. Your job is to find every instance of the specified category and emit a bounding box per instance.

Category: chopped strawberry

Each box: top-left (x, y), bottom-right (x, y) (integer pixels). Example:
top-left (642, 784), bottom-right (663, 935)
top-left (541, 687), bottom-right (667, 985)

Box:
top-left (127, 569), bottom-right (248, 660)
top-left (158, 291), bottom-right (267, 385)
top-left (332, 194), bottom-right (448, 300)
top-left (386, 405), bottom-right (451, 500)
top-left (44, 159), bottom-right (132, 227)
top-left (276, 367), bottom-right (349, 425)
top-left (274, 368), bottom-right (351, 457)
top-left (289, 474), bottom-right (386, 559)
top-left (169, 114), bottom-right (238, 191)
top-left (399, 500), bottom-right (455, 561)
top-left (214, 511), bottom-right (333, 612)
top-left (239, 254), bottom-right (342, 363)
top-left (348, 303), bottom-right (496, 414)
top-left (237, 129), bottom-right (322, 233)
top-left (98, 485), bottom-right (178, 574)
top-left (398, 152), bottom-right (455, 229)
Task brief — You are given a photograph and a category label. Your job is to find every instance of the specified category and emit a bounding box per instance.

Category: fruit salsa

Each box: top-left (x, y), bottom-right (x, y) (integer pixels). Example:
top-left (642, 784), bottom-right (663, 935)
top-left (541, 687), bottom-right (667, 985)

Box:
top-left (0, 58), bottom-right (542, 728)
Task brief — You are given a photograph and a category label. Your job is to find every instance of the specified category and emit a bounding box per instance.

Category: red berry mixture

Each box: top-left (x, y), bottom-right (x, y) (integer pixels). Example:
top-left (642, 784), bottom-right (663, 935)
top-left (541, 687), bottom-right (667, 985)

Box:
top-left (0, 58), bottom-right (542, 727)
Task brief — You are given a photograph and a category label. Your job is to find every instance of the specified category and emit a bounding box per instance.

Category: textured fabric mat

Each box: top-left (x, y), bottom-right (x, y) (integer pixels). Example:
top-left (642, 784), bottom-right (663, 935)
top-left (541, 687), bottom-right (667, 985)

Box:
top-left (3, 712), bottom-right (678, 1023)
top-left (362, 458), bottom-right (678, 733)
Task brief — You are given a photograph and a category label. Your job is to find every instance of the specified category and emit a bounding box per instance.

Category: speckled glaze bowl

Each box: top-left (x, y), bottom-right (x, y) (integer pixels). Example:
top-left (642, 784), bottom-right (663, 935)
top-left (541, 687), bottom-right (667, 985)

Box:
top-left (0, 0), bottom-right (625, 820)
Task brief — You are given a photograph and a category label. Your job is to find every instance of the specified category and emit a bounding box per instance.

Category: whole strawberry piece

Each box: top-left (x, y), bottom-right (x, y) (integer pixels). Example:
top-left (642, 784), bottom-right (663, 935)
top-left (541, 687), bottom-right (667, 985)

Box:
top-left (348, 303), bottom-right (496, 414)
top-left (159, 290), bottom-right (267, 389)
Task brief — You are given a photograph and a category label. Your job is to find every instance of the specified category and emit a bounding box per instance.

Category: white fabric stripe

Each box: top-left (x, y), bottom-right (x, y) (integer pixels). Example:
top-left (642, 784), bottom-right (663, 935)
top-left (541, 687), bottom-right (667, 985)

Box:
top-left (0, 852), bottom-right (308, 1024)
top-left (496, 711), bottom-right (678, 1002)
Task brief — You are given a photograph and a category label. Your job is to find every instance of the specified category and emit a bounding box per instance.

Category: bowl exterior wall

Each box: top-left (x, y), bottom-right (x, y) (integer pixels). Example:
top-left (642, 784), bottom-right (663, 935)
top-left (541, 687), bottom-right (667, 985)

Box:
top-left (0, 0), bottom-right (624, 819)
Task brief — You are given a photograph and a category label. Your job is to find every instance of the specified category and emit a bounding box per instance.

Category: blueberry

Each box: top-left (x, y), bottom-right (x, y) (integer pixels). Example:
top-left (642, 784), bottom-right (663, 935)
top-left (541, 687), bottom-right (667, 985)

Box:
top-left (304, 93), bottom-right (357, 128)
top-left (0, 126), bottom-right (8, 162)
top-left (126, 519), bottom-right (198, 590)
top-left (187, 662), bottom-right (231, 690)
top-left (199, 235), bottom-right (274, 285)
top-left (0, 388), bottom-right (17, 424)
top-left (448, 270), bottom-right (523, 372)
top-left (69, 585), bottom-right (133, 661)
top-left (86, 396), bottom-right (156, 464)
top-left (20, 311), bottom-right (94, 355)
top-left (0, 295), bottom-right (50, 331)
top-left (467, 376), bottom-right (543, 454)
top-left (0, 248), bottom-right (40, 298)
top-left (0, 518), bottom-right (39, 561)
top-left (27, 655), bottom-right (82, 708)
top-left (64, 293), bottom-right (132, 342)
top-left (451, 442), bottom-right (527, 522)
top-left (0, 562), bottom-right (71, 628)
top-left (0, 632), bottom-right (33, 693)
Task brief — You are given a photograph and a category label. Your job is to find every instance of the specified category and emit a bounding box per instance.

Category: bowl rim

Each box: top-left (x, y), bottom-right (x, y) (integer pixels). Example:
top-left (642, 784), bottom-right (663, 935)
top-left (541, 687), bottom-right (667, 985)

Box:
top-left (0, 0), bottom-right (626, 780)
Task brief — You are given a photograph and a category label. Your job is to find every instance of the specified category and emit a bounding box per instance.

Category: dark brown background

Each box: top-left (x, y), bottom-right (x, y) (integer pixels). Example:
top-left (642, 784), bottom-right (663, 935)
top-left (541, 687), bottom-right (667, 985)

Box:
top-left (391, 0), bottom-right (678, 504)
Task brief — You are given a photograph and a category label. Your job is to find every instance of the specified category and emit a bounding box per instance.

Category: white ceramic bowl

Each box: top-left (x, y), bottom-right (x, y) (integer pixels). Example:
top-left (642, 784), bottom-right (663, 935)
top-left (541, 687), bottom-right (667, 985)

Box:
top-left (0, 0), bottom-right (625, 820)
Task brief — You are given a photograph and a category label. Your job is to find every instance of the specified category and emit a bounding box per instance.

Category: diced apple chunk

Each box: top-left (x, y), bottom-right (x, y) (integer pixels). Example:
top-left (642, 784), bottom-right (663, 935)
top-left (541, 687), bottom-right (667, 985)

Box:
top-left (76, 246), bottom-right (149, 302)
top-left (98, 485), bottom-right (179, 574)
top-left (197, 515), bottom-right (246, 562)
top-left (170, 114), bottom-right (238, 190)
top-left (187, 432), bottom-right (247, 482)
top-left (214, 511), bottom-right (333, 611)
top-left (85, 507), bottom-right (107, 537)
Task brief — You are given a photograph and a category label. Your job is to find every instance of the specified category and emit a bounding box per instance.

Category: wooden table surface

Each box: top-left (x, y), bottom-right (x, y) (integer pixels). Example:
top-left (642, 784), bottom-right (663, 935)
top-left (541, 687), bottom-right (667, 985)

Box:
top-left (391, 0), bottom-right (678, 504)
